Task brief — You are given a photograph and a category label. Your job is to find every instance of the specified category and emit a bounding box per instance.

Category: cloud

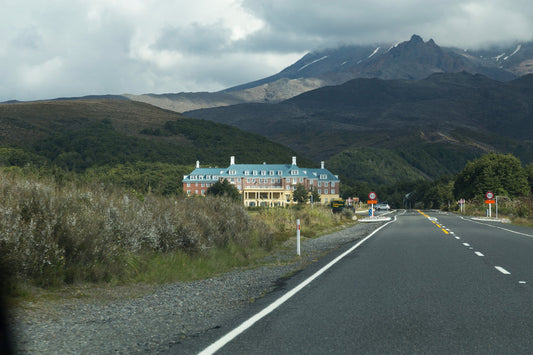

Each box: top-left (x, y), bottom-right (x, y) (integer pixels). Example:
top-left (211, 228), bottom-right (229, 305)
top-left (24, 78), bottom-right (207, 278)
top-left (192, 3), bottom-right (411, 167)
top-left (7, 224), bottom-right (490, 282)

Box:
top-left (1, 0), bottom-right (533, 101)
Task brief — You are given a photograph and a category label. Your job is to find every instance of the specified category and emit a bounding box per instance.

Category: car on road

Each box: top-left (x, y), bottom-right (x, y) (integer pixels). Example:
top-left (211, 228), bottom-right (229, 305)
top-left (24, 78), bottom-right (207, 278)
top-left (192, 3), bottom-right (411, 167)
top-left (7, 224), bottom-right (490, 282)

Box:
top-left (375, 202), bottom-right (390, 211)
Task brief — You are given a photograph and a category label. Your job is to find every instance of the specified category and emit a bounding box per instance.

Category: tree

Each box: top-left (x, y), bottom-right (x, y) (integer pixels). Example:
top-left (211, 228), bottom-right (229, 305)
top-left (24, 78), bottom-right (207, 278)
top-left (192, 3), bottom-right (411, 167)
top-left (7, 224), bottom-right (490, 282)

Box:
top-left (206, 179), bottom-right (241, 201)
top-left (526, 163), bottom-right (533, 195)
top-left (292, 184), bottom-right (309, 204)
top-left (453, 153), bottom-right (529, 199)
top-left (309, 186), bottom-right (321, 204)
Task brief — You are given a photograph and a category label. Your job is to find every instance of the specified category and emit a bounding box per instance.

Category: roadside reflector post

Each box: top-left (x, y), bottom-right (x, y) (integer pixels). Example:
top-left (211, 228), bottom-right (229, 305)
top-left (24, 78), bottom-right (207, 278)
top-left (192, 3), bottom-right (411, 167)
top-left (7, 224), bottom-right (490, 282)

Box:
top-left (296, 219), bottom-right (301, 256)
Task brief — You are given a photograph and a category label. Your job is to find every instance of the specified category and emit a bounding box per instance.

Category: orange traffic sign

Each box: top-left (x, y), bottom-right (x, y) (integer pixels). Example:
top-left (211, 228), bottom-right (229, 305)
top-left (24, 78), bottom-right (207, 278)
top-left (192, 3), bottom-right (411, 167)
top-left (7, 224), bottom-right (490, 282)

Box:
top-left (485, 200), bottom-right (495, 204)
top-left (367, 200), bottom-right (377, 204)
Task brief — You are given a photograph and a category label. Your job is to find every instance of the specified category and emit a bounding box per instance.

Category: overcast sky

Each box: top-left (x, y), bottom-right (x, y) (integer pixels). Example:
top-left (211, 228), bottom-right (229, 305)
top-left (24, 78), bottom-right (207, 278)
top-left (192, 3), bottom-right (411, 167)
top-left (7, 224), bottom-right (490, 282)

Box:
top-left (2, 0), bottom-right (533, 102)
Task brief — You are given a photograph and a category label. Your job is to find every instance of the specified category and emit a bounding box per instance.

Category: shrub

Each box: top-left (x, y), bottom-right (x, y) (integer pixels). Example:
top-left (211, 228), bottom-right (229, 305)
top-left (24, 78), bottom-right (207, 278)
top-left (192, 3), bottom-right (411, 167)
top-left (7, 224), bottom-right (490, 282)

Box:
top-left (0, 170), bottom-right (271, 288)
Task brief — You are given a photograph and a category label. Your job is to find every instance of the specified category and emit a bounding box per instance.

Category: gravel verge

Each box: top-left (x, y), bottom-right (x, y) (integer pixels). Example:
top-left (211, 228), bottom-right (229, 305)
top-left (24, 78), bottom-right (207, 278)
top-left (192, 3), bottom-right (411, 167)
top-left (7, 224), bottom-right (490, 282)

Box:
top-left (9, 221), bottom-right (386, 354)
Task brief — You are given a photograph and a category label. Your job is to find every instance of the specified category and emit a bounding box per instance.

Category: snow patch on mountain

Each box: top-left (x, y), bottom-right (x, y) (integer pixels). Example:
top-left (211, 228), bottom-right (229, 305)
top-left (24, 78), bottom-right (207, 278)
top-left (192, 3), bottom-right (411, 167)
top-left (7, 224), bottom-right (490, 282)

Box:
top-left (368, 47), bottom-right (380, 58)
top-left (504, 44), bottom-right (521, 60)
top-left (298, 56), bottom-right (328, 71)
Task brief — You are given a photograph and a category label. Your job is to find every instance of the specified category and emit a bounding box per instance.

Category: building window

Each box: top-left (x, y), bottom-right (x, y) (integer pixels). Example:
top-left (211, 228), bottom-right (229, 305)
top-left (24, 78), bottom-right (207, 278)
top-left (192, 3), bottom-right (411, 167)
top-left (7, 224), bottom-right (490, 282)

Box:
top-left (299, 178), bottom-right (303, 183)
top-left (253, 170), bottom-right (258, 176)
top-left (291, 170), bottom-right (298, 175)
top-left (187, 183), bottom-right (190, 187)
top-left (331, 182), bottom-right (335, 187)
top-left (320, 174), bottom-right (327, 179)
top-left (261, 170), bottom-right (266, 176)
top-left (269, 170), bottom-right (274, 176)
top-left (245, 171), bottom-right (250, 176)
top-left (318, 189), bottom-right (322, 194)
top-left (277, 170), bottom-right (283, 175)
top-left (318, 182), bottom-right (322, 187)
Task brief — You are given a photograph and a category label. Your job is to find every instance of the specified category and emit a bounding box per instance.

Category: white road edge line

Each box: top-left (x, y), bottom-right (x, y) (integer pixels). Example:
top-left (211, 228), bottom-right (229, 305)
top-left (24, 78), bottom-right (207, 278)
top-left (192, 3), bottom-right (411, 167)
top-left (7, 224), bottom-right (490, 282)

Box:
top-left (199, 215), bottom-right (399, 355)
top-left (494, 266), bottom-right (511, 275)
top-left (460, 216), bottom-right (533, 238)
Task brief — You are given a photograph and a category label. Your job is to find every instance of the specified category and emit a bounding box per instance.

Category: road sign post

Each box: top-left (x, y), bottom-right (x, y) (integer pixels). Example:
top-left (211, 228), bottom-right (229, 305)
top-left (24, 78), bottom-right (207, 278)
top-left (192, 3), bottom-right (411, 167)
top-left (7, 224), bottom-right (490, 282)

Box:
top-left (367, 192), bottom-right (377, 217)
top-left (485, 192), bottom-right (495, 217)
top-left (458, 199), bottom-right (465, 213)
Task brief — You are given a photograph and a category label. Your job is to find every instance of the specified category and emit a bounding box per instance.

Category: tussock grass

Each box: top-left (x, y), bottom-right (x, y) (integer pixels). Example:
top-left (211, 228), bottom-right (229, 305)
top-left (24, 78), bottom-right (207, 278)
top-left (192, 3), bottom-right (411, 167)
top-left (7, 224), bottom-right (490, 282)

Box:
top-left (458, 196), bottom-right (533, 224)
top-left (0, 169), bottom-right (272, 295)
top-left (0, 168), bottom-right (355, 300)
top-left (253, 205), bottom-right (352, 242)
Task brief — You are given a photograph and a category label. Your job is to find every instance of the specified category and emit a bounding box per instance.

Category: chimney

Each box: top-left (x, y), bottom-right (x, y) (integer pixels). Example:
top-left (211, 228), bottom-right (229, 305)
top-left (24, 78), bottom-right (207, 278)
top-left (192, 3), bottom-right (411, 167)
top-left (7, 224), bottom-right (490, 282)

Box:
top-left (321, 161), bottom-right (324, 169)
top-left (292, 156), bottom-right (297, 165)
top-left (230, 156), bottom-right (235, 165)
top-left (196, 160), bottom-right (200, 168)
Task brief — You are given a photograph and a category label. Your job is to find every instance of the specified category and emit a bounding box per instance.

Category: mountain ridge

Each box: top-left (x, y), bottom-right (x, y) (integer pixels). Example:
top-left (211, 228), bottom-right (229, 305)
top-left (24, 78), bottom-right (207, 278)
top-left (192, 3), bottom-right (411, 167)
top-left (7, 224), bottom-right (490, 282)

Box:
top-left (184, 71), bottom-right (533, 183)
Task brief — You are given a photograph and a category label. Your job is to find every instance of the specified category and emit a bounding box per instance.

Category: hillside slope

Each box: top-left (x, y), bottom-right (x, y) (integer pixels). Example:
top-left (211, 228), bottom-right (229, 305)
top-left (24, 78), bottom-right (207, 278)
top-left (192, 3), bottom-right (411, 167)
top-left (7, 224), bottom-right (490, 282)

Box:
top-left (0, 99), bottom-right (309, 171)
top-left (184, 72), bottom-right (533, 183)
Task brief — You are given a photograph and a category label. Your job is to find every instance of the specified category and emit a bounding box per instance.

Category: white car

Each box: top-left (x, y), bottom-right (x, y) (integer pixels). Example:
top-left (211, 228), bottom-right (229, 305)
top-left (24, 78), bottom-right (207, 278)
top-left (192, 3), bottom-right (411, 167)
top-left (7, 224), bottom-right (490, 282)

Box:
top-left (375, 202), bottom-right (390, 211)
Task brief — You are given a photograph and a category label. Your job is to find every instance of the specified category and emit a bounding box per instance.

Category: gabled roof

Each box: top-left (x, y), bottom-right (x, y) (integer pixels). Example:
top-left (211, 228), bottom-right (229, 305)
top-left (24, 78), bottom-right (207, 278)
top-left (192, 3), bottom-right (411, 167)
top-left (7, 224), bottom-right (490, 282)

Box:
top-left (183, 162), bottom-right (339, 182)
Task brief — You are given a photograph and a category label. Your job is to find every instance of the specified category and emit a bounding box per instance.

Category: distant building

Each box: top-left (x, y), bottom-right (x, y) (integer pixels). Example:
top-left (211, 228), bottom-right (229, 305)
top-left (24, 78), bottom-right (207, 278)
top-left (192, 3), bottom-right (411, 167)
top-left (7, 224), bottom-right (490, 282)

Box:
top-left (182, 156), bottom-right (340, 207)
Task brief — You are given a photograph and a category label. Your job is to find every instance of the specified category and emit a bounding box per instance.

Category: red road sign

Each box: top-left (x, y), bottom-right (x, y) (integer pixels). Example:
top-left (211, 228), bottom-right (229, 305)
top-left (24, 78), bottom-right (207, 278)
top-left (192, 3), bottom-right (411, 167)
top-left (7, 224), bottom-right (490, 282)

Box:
top-left (368, 192), bottom-right (377, 200)
top-left (486, 191), bottom-right (494, 200)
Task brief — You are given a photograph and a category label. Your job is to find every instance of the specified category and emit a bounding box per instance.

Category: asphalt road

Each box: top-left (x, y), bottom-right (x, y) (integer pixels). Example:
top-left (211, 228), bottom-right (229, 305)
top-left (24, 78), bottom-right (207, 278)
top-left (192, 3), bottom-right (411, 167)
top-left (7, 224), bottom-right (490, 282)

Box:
top-left (196, 210), bottom-right (533, 354)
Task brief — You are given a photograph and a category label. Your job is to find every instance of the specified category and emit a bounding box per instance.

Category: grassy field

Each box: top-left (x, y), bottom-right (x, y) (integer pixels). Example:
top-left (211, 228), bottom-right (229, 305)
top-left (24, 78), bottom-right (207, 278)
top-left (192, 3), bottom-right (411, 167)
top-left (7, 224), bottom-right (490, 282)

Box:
top-left (0, 168), bottom-right (353, 301)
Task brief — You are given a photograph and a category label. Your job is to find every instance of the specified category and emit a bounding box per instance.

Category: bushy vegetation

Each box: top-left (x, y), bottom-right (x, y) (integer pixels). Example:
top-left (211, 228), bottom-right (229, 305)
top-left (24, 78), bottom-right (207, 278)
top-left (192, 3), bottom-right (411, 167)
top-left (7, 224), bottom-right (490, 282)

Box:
top-left (0, 170), bottom-right (273, 292)
top-left (0, 166), bottom-right (352, 297)
top-left (359, 153), bottom-right (533, 223)
top-left (253, 204), bottom-right (351, 242)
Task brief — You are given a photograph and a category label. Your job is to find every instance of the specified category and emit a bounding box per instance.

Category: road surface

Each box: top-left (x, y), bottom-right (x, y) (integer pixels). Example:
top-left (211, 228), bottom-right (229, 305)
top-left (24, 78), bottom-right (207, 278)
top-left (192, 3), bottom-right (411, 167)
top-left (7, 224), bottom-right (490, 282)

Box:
top-left (183, 210), bottom-right (533, 354)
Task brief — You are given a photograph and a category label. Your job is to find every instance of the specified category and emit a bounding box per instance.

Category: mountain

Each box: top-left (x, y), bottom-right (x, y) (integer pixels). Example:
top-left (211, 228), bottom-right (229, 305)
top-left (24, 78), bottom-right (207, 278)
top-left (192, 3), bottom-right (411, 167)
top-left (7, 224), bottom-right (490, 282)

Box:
top-left (0, 99), bottom-right (308, 171)
top-left (184, 72), bottom-right (533, 185)
top-left (126, 35), bottom-right (533, 113)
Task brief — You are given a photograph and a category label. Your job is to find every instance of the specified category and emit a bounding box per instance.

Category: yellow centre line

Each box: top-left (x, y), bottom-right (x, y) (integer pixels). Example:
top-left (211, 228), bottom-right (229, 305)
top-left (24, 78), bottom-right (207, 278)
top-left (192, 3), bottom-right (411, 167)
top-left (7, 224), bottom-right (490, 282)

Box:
top-left (417, 210), bottom-right (450, 235)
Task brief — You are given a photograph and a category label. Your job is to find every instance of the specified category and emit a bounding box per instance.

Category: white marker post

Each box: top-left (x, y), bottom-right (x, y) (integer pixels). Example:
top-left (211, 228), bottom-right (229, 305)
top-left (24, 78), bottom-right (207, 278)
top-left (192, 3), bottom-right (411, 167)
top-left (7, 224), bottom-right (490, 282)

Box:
top-left (296, 219), bottom-right (301, 256)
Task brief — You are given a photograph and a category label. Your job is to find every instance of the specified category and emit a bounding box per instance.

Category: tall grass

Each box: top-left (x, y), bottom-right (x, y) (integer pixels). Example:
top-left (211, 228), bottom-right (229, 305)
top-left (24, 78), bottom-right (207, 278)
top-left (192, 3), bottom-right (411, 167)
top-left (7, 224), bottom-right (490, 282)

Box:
top-left (253, 205), bottom-right (350, 243)
top-left (0, 170), bottom-right (272, 291)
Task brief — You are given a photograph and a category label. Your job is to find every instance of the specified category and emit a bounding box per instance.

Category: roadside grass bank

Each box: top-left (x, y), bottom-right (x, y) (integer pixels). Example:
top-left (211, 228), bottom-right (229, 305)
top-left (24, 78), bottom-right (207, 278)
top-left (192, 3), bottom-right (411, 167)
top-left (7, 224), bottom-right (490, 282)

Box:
top-left (0, 169), bottom-right (354, 303)
top-left (452, 196), bottom-right (533, 226)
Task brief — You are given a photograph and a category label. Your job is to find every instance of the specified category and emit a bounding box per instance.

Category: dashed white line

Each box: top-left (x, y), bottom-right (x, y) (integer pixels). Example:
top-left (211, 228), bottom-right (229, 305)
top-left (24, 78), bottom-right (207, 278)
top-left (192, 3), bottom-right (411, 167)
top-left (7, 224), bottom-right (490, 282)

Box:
top-left (494, 266), bottom-right (511, 275)
top-left (474, 251), bottom-right (484, 257)
top-left (455, 236), bottom-right (460, 240)
top-left (463, 243), bottom-right (470, 247)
